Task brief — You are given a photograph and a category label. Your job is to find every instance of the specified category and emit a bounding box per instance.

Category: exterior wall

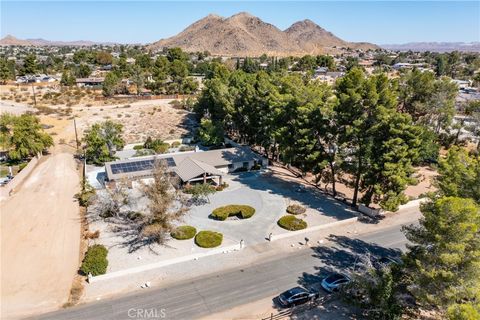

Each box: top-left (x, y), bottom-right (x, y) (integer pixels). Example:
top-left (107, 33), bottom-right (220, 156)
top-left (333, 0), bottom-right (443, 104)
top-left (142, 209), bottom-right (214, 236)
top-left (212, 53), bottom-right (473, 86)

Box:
top-left (0, 156), bottom-right (40, 200)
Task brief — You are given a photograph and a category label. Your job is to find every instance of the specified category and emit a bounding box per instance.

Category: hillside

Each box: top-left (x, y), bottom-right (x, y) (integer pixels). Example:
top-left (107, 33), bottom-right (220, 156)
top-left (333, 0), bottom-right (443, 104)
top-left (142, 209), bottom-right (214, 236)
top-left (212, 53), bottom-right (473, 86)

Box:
top-left (149, 12), bottom-right (379, 56)
top-left (382, 42), bottom-right (480, 53)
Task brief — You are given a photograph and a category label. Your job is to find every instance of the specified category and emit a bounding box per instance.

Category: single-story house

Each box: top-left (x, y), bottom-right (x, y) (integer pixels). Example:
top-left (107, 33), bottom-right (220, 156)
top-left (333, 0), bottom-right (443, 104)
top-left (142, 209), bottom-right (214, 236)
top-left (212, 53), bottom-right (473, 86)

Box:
top-left (104, 146), bottom-right (267, 185)
top-left (76, 77), bottom-right (104, 88)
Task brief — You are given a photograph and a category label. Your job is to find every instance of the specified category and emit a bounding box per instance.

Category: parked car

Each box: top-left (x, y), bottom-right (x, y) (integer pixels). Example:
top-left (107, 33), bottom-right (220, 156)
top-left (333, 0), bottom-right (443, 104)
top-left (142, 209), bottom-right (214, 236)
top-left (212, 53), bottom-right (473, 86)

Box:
top-left (278, 286), bottom-right (319, 307)
top-left (321, 273), bottom-right (351, 293)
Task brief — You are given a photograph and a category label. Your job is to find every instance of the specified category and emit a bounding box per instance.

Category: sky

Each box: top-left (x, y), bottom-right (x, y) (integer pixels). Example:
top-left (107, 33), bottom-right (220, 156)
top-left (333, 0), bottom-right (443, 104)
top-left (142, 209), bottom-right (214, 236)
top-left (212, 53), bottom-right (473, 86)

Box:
top-left (1, 1), bottom-right (479, 44)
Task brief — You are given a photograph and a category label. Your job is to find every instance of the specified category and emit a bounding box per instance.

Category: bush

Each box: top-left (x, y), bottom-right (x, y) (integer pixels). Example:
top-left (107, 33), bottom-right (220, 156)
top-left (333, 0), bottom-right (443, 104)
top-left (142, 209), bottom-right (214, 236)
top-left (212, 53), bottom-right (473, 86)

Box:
top-left (80, 244), bottom-right (108, 276)
top-left (76, 183), bottom-right (96, 207)
top-left (277, 215), bottom-right (307, 231)
top-left (171, 141), bottom-right (181, 148)
top-left (286, 204), bottom-right (306, 215)
top-left (251, 163), bottom-right (261, 170)
top-left (179, 145), bottom-right (195, 152)
top-left (171, 226), bottom-right (197, 240)
top-left (133, 144), bottom-right (143, 150)
top-left (215, 182), bottom-right (229, 191)
top-left (211, 205), bottom-right (255, 221)
top-left (195, 231), bottom-right (223, 248)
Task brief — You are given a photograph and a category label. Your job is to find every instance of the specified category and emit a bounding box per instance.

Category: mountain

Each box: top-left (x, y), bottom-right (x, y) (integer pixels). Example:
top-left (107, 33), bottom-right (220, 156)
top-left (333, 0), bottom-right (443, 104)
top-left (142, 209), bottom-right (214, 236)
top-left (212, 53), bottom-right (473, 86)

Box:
top-left (149, 12), bottom-right (379, 56)
top-left (382, 42), bottom-right (480, 53)
top-left (0, 35), bottom-right (115, 47)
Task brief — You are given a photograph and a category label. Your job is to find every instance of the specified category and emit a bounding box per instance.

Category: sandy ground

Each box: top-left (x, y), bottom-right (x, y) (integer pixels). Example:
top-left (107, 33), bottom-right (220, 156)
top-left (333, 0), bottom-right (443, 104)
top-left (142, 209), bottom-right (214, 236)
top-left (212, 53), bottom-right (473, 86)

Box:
top-left (70, 99), bottom-right (197, 144)
top-left (270, 165), bottom-right (436, 209)
top-left (0, 150), bottom-right (81, 319)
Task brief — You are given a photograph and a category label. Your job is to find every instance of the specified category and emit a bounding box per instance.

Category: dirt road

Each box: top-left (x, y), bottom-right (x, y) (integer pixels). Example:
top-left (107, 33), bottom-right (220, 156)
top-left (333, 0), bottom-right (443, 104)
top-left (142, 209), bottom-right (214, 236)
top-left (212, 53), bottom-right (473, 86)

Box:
top-left (0, 151), bottom-right (81, 319)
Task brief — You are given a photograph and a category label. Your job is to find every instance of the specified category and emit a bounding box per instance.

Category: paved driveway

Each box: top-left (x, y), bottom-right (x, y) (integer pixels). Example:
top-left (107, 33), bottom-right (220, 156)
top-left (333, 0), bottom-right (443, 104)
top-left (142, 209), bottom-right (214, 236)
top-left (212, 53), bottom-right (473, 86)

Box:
top-left (183, 170), bottom-right (355, 245)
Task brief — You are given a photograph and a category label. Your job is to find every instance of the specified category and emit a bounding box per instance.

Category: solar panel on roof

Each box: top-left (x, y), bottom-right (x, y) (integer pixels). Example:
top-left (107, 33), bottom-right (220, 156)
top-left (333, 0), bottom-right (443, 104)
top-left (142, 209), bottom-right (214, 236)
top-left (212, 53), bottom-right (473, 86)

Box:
top-left (109, 157), bottom-right (176, 177)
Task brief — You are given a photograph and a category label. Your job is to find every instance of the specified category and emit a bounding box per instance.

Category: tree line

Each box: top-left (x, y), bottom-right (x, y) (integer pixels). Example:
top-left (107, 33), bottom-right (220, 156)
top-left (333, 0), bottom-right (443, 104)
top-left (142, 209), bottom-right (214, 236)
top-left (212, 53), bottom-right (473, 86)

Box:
top-left (194, 65), bottom-right (472, 211)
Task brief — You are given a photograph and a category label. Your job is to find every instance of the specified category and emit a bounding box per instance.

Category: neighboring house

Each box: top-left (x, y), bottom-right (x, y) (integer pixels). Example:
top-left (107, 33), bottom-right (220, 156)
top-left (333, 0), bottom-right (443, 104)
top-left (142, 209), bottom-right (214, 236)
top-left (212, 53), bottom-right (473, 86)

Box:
top-left (16, 74), bottom-right (57, 84)
top-left (452, 79), bottom-right (472, 89)
top-left (314, 71), bottom-right (345, 85)
top-left (104, 146), bottom-right (267, 185)
top-left (76, 77), bottom-right (104, 88)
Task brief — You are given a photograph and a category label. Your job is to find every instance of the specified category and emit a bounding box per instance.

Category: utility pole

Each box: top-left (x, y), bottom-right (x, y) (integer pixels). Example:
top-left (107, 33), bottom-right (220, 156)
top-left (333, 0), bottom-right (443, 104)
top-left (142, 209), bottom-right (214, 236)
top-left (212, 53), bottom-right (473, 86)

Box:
top-left (73, 117), bottom-right (79, 150)
top-left (31, 83), bottom-right (37, 108)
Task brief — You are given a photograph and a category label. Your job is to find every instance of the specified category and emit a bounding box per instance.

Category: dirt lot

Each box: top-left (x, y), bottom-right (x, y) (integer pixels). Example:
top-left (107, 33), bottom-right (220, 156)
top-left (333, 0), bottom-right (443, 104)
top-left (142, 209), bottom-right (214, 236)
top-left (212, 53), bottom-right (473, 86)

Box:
top-left (1, 85), bottom-right (198, 145)
top-left (0, 150), bottom-right (81, 319)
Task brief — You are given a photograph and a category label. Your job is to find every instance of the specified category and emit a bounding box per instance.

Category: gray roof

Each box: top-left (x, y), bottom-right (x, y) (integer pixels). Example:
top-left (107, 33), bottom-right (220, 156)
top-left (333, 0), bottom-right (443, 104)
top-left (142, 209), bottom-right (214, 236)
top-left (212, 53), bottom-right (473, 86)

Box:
top-left (104, 146), bottom-right (264, 182)
top-left (174, 157), bottom-right (224, 182)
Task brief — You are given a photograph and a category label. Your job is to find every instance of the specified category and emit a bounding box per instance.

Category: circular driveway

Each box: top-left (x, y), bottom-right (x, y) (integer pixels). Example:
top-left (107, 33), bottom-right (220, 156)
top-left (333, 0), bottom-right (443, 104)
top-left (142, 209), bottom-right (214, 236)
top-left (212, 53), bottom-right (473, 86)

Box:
top-left (184, 174), bottom-right (286, 244)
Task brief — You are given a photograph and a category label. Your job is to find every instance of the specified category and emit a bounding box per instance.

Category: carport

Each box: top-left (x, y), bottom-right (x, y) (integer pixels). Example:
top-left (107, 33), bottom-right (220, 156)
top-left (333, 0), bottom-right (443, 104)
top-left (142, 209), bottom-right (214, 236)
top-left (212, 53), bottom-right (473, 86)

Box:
top-left (174, 157), bottom-right (224, 185)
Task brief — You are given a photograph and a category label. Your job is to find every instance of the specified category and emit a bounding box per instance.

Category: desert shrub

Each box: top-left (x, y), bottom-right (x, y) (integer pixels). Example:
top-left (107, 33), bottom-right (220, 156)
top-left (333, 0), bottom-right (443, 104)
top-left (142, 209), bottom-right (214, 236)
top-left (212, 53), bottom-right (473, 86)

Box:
top-left (277, 215), bottom-right (307, 231)
top-left (179, 145), bottom-right (195, 152)
top-left (211, 205), bottom-right (255, 221)
top-left (126, 211), bottom-right (143, 221)
top-left (133, 145), bottom-right (144, 150)
top-left (251, 163), bottom-right (261, 170)
top-left (171, 225), bottom-right (197, 240)
top-left (86, 230), bottom-right (100, 239)
top-left (18, 162), bottom-right (28, 171)
top-left (76, 183), bottom-right (96, 207)
top-left (215, 182), bottom-right (229, 191)
top-left (171, 141), bottom-right (181, 148)
top-left (195, 231), bottom-right (223, 248)
top-left (80, 244), bottom-right (108, 276)
top-left (286, 204), bottom-right (306, 215)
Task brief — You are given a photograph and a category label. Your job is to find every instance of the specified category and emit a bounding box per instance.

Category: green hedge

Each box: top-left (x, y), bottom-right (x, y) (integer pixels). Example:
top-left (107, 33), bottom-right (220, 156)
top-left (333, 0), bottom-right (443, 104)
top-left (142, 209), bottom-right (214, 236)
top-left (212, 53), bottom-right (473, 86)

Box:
top-left (211, 205), bottom-right (255, 221)
top-left (277, 215), bottom-right (308, 231)
top-left (286, 204), bottom-right (306, 215)
top-left (171, 225), bottom-right (197, 240)
top-left (80, 244), bottom-right (108, 276)
top-left (195, 231), bottom-right (223, 248)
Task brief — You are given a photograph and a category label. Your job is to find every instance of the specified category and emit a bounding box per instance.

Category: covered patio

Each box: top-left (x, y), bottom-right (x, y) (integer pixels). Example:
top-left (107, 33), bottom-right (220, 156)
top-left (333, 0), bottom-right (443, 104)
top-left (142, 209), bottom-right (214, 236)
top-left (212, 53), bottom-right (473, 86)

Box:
top-left (174, 157), bottom-right (224, 185)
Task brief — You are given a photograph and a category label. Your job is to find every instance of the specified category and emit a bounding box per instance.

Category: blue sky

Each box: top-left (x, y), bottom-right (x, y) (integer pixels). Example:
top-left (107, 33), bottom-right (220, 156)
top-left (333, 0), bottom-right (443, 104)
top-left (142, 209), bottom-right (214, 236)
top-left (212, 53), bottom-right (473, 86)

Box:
top-left (1, 1), bottom-right (479, 44)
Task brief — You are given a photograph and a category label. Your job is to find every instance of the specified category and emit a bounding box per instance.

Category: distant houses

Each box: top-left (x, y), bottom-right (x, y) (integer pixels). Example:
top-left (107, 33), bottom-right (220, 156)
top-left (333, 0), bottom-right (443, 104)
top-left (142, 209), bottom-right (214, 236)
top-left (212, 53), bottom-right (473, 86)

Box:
top-left (15, 74), bottom-right (58, 84)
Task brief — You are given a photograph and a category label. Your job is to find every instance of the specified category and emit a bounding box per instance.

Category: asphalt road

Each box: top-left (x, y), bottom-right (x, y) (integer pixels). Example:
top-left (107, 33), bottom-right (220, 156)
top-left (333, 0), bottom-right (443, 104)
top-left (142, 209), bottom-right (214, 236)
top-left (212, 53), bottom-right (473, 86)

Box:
top-left (34, 224), bottom-right (410, 320)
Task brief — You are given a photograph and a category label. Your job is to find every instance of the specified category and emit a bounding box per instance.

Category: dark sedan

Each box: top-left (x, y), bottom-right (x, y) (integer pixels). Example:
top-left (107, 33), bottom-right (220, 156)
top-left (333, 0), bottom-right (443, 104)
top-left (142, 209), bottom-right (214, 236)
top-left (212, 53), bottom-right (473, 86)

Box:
top-left (277, 286), bottom-right (319, 307)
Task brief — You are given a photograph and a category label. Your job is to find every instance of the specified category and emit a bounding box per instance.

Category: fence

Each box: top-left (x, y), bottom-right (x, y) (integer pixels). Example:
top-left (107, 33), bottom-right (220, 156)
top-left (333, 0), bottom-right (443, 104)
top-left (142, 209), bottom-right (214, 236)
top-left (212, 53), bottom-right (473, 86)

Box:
top-left (93, 94), bottom-right (196, 101)
top-left (262, 296), bottom-right (332, 320)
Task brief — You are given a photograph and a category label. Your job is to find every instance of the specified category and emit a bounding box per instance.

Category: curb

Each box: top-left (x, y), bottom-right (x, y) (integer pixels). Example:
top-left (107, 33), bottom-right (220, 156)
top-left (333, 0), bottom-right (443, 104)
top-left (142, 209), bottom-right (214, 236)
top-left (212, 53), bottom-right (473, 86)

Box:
top-left (89, 244), bottom-right (241, 283)
top-left (270, 217), bottom-right (358, 242)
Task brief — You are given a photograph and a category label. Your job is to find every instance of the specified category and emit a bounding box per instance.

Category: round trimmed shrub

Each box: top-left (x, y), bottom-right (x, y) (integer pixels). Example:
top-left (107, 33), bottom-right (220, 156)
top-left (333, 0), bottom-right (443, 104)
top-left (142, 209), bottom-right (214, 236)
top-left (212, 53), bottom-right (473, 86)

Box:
top-left (277, 215), bottom-right (308, 231)
top-left (286, 204), bottom-right (306, 215)
top-left (80, 244), bottom-right (108, 276)
top-left (195, 231), bottom-right (223, 248)
top-left (211, 205), bottom-right (255, 221)
top-left (171, 225), bottom-right (197, 240)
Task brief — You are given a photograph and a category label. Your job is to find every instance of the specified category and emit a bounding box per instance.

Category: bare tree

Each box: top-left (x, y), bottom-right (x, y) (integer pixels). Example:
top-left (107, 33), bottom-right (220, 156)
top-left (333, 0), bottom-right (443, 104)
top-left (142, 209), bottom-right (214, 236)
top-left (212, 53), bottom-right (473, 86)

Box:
top-left (140, 160), bottom-right (188, 244)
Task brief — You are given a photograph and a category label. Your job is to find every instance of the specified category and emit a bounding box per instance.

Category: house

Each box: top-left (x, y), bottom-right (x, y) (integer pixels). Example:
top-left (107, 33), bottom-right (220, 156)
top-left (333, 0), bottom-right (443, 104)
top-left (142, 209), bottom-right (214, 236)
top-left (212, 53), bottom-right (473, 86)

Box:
top-left (76, 77), bottom-right (104, 88)
top-left (314, 71), bottom-right (345, 85)
top-left (104, 146), bottom-right (267, 185)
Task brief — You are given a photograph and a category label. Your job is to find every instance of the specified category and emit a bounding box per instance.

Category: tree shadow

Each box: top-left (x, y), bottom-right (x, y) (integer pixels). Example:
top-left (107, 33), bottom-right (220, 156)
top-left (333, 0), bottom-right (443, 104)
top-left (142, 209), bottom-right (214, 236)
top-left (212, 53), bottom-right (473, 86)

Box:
top-left (297, 234), bottom-right (402, 291)
top-left (230, 168), bottom-right (357, 222)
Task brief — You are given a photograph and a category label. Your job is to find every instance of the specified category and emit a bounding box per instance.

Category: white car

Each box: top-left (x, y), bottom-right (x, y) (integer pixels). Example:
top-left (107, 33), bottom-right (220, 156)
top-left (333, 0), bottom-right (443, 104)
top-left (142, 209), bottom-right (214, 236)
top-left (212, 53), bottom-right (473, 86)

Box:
top-left (321, 273), bottom-right (351, 293)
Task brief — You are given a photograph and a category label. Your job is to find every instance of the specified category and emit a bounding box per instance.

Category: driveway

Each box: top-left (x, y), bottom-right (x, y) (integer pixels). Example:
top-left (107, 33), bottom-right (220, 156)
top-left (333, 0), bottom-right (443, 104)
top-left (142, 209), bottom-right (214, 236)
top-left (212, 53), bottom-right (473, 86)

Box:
top-left (0, 152), bottom-right (81, 319)
top-left (184, 170), bottom-right (356, 245)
